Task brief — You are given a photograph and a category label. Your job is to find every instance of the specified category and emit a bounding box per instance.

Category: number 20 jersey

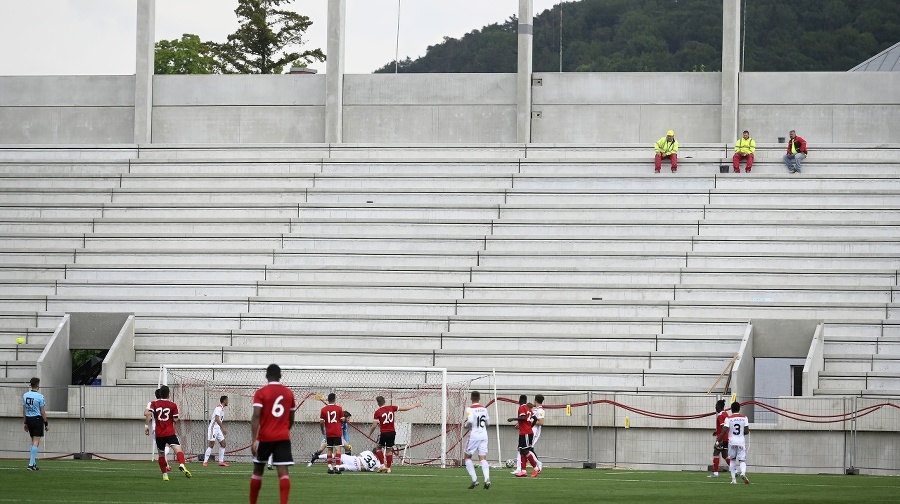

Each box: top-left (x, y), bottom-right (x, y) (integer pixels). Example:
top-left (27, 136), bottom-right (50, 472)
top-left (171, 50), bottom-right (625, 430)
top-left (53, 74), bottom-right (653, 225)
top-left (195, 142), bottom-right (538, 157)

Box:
top-left (252, 382), bottom-right (296, 442)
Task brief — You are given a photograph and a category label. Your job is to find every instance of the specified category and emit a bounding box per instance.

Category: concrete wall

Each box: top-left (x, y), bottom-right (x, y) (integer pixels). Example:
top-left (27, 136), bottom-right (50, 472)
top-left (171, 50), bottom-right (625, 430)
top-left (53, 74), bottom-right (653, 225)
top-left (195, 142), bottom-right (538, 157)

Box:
top-left (531, 72), bottom-right (722, 143)
top-left (152, 74), bottom-right (326, 143)
top-left (342, 74), bottom-right (517, 143)
top-left (35, 316), bottom-right (71, 412)
top-left (740, 72), bottom-right (900, 144)
top-left (0, 76), bottom-right (134, 144)
top-left (1, 72), bottom-right (898, 145)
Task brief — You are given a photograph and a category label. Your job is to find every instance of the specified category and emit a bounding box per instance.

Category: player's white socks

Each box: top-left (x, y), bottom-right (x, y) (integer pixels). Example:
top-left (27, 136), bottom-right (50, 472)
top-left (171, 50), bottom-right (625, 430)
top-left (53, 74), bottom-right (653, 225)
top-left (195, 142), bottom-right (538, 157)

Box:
top-left (730, 460), bottom-right (737, 479)
top-left (465, 459), bottom-right (477, 482)
top-left (739, 461), bottom-right (746, 476)
top-left (515, 453), bottom-right (522, 472)
top-left (165, 446), bottom-right (171, 459)
top-left (480, 460), bottom-right (490, 481)
top-left (219, 447), bottom-right (225, 463)
top-left (203, 447), bottom-right (212, 463)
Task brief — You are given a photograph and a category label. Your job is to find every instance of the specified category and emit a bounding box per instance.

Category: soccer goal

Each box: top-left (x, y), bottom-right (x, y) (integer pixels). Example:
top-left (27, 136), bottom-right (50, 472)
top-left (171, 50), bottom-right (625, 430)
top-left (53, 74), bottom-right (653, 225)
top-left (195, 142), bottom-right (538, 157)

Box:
top-left (159, 365), bottom-right (471, 468)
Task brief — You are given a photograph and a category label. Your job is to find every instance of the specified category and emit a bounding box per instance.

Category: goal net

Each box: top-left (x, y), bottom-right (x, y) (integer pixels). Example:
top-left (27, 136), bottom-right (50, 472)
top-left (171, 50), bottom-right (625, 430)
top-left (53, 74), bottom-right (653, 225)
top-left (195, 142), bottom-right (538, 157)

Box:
top-left (159, 365), bottom-right (471, 468)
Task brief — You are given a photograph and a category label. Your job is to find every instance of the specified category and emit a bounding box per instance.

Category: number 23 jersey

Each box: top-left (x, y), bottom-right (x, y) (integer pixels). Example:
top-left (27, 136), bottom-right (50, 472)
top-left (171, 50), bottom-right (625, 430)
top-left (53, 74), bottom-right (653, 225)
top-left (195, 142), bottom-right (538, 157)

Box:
top-left (252, 382), bottom-right (297, 442)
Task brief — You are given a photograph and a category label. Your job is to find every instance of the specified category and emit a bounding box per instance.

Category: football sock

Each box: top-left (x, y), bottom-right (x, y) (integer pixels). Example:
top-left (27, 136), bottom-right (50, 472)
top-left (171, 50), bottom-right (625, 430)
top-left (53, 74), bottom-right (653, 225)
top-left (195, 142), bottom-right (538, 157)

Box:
top-left (480, 460), bottom-right (490, 481)
top-left (386, 453), bottom-right (392, 468)
top-left (249, 475), bottom-right (262, 504)
top-left (465, 459), bottom-right (476, 481)
top-left (336, 453), bottom-right (342, 466)
top-left (326, 454), bottom-right (333, 468)
top-left (29, 445), bottom-right (38, 466)
top-left (729, 460), bottom-right (736, 478)
top-left (527, 452), bottom-right (539, 468)
top-left (740, 461), bottom-right (746, 475)
top-left (375, 450), bottom-right (385, 464)
top-left (219, 447), bottom-right (225, 463)
top-left (158, 455), bottom-right (168, 473)
top-left (164, 446), bottom-right (171, 459)
top-left (176, 451), bottom-right (186, 465)
top-left (519, 454), bottom-right (526, 472)
top-left (278, 474), bottom-right (291, 504)
top-left (203, 447), bottom-right (212, 463)
top-left (713, 456), bottom-right (720, 473)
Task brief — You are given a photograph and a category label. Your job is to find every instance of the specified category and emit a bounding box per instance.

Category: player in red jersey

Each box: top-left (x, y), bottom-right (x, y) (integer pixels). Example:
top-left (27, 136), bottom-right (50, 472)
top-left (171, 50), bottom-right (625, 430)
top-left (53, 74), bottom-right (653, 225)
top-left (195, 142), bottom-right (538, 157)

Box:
top-left (367, 395), bottom-right (421, 473)
top-left (320, 393), bottom-right (345, 474)
top-left (507, 394), bottom-right (541, 478)
top-left (709, 399), bottom-right (731, 478)
top-left (250, 364), bottom-right (297, 504)
top-left (144, 385), bottom-right (191, 481)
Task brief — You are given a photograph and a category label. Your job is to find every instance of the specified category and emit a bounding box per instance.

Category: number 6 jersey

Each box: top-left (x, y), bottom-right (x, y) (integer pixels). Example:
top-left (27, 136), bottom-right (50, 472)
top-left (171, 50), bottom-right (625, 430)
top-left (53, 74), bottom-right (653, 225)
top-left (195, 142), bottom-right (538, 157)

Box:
top-left (252, 381), bottom-right (297, 442)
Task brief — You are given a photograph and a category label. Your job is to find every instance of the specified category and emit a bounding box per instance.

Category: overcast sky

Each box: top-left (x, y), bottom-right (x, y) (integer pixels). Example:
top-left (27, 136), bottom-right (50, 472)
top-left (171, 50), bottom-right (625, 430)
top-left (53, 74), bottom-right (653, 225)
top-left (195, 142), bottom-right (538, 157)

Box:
top-left (0, 0), bottom-right (561, 75)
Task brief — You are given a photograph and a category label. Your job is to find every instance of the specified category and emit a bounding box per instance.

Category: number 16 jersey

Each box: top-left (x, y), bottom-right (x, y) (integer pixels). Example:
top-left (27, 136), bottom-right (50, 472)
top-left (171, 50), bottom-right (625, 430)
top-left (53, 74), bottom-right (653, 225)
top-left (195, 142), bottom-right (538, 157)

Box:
top-left (252, 382), bottom-right (296, 442)
top-left (465, 403), bottom-right (490, 441)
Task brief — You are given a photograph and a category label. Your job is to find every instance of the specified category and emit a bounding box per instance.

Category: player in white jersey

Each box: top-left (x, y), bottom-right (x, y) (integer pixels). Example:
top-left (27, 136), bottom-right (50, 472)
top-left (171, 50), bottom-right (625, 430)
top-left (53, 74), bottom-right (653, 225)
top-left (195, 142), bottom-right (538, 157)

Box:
top-left (203, 395), bottom-right (229, 467)
top-left (335, 450), bottom-right (385, 473)
top-left (720, 401), bottom-right (750, 485)
top-left (147, 388), bottom-right (171, 471)
top-left (531, 394), bottom-right (545, 447)
top-left (463, 391), bottom-right (491, 490)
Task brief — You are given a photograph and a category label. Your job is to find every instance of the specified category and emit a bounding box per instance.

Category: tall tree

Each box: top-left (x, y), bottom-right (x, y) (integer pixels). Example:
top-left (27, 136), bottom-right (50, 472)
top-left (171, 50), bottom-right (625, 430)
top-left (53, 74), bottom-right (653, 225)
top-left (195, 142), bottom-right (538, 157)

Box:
top-left (155, 34), bottom-right (220, 74)
top-left (216, 0), bottom-right (325, 74)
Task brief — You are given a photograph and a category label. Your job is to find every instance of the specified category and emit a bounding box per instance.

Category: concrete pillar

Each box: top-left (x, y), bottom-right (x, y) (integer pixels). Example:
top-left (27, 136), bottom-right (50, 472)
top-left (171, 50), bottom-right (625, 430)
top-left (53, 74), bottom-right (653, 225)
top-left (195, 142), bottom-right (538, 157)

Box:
top-left (516, 0), bottom-right (534, 144)
top-left (134, 0), bottom-right (155, 145)
top-left (325, 0), bottom-right (346, 144)
top-left (720, 0), bottom-right (740, 144)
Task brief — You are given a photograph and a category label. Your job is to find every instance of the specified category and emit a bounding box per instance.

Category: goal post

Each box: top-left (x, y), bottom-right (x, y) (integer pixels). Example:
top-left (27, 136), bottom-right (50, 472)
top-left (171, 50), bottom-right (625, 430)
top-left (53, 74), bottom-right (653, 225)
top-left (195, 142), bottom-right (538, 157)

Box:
top-left (158, 364), bottom-right (470, 468)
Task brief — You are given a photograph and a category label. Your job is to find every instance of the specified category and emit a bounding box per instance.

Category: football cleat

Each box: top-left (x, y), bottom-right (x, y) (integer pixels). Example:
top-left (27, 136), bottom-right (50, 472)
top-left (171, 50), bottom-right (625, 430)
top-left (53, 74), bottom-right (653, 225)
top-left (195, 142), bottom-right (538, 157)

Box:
top-left (484, 481), bottom-right (491, 490)
top-left (202, 462), bottom-right (208, 467)
top-left (741, 474), bottom-right (750, 484)
top-left (514, 471), bottom-right (528, 477)
top-left (531, 467), bottom-right (541, 478)
top-left (468, 481), bottom-right (478, 489)
top-left (27, 465), bottom-right (37, 471)
top-left (218, 462), bottom-right (229, 467)
top-left (162, 473), bottom-right (169, 481)
top-left (267, 464), bottom-right (273, 470)
top-left (708, 473), bottom-right (719, 478)
top-left (179, 465), bottom-right (192, 479)
top-left (731, 479), bottom-right (737, 485)
top-left (327, 468), bottom-right (334, 474)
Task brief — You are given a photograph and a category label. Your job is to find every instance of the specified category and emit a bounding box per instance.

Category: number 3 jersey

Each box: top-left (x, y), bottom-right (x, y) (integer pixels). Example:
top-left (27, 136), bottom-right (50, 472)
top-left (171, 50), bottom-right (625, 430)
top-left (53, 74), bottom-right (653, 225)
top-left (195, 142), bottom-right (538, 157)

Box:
top-left (252, 382), bottom-right (297, 442)
top-left (724, 413), bottom-right (749, 447)
top-left (465, 403), bottom-right (490, 441)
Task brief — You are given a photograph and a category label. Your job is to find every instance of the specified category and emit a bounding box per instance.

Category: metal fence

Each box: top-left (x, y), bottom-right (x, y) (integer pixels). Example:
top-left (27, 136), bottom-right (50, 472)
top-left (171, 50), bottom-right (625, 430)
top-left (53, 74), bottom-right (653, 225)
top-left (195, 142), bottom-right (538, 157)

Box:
top-left (1, 385), bottom-right (897, 475)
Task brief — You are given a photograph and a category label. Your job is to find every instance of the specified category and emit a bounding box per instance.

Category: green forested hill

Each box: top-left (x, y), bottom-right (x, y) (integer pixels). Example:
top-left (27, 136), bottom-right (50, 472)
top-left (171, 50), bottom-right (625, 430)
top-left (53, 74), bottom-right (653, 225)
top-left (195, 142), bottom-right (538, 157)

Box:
top-left (374, 0), bottom-right (899, 73)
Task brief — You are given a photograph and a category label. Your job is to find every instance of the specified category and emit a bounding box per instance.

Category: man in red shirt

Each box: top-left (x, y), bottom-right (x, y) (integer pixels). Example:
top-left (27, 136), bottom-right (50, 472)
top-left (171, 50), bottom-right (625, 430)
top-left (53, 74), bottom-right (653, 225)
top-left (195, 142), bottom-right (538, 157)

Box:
top-left (507, 394), bottom-right (541, 478)
top-left (367, 395), bottom-right (421, 473)
top-left (250, 364), bottom-right (296, 504)
top-left (144, 385), bottom-right (191, 481)
top-left (320, 392), bottom-right (345, 474)
top-left (709, 399), bottom-right (731, 478)
top-left (783, 129), bottom-right (808, 173)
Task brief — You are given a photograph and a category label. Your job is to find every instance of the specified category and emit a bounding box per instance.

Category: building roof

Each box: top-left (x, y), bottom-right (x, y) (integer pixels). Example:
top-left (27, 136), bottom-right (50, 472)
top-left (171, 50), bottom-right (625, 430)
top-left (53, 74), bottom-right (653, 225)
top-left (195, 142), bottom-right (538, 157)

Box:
top-left (849, 40), bottom-right (900, 71)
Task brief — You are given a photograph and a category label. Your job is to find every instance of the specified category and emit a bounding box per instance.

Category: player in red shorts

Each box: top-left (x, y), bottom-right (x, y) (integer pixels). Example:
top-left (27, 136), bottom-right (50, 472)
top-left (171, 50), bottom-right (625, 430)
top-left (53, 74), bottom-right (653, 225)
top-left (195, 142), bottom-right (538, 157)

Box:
top-left (507, 394), bottom-right (541, 477)
top-left (250, 364), bottom-right (297, 504)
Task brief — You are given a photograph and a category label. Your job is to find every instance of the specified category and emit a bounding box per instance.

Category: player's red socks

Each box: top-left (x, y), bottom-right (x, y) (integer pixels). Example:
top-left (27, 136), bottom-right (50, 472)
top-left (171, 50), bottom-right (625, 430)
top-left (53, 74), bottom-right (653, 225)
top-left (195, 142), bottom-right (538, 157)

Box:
top-left (326, 454), bottom-right (333, 467)
top-left (249, 475), bottom-right (262, 504)
top-left (386, 453), bottom-right (393, 468)
top-left (375, 449), bottom-right (385, 464)
top-left (157, 455), bottom-right (167, 473)
top-left (279, 475), bottom-right (291, 504)
top-left (520, 454), bottom-right (527, 471)
top-left (713, 457), bottom-right (720, 472)
top-left (335, 453), bottom-right (342, 466)
top-left (176, 451), bottom-right (186, 465)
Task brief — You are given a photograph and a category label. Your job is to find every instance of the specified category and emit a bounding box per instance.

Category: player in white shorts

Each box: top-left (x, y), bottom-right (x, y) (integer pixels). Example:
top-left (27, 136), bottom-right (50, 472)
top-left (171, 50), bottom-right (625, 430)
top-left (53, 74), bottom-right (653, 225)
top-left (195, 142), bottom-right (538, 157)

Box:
top-left (531, 394), bottom-right (545, 447)
top-left (336, 450), bottom-right (385, 473)
top-left (720, 401), bottom-right (750, 485)
top-left (463, 391), bottom-right (491, 490)
top-left (203, 395), bottom-right (229, 467)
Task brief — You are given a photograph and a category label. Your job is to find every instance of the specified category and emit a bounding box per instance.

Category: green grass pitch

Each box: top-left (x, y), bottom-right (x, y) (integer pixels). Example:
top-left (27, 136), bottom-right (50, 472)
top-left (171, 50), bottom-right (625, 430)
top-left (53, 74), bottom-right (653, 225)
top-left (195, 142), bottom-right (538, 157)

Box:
top-left (0, 459), bottom-right (897, 503)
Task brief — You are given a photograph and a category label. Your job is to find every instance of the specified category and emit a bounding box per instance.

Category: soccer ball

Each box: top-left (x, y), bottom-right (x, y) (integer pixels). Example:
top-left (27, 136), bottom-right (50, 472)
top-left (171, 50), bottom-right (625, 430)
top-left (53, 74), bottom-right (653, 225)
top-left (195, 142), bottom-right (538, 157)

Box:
top-left (505, 459), bottom-right (516, 468)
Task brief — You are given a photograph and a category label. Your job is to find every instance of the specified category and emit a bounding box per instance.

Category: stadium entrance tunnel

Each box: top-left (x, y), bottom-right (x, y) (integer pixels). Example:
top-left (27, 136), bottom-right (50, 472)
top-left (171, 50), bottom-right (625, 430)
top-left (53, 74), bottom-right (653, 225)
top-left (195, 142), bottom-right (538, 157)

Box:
top-left (36, 312), bottom-right (135, 412)
top-left (732, 319), bottom-right (824, 421)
